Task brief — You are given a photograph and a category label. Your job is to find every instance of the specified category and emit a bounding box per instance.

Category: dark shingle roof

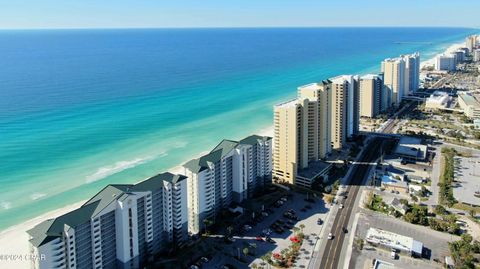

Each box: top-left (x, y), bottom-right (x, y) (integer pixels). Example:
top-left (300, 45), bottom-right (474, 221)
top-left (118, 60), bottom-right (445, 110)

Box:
top-left (183, 135), bottom-right (270, 173)
top-left (132, 172), bottom-right (187, 192)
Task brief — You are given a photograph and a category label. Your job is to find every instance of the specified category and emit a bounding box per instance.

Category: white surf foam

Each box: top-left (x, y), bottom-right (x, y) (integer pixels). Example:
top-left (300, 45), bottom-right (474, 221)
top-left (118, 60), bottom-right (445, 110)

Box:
top-left (30, 193), bottom-right (47, 201)
top-left (85, 156), bottom-right (154, 184)
top-left (0, 201), bottom-right (11, 210)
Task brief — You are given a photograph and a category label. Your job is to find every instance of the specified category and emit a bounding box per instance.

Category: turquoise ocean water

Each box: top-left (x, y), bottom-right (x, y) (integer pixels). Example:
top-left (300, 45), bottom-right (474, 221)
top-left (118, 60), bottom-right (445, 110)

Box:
top-left (0, 28), bottom-right (477, 231)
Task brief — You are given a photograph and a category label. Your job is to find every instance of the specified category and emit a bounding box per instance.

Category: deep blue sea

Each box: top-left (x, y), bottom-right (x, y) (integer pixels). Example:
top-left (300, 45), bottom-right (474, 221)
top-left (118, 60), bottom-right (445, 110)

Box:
top-left (0, 27), bottom-right (476, 231)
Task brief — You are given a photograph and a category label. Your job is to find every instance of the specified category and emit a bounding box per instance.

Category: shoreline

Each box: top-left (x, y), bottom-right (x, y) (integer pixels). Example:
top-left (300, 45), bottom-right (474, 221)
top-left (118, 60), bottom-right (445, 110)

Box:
top-left (0, 39), bottom-right (465, 269)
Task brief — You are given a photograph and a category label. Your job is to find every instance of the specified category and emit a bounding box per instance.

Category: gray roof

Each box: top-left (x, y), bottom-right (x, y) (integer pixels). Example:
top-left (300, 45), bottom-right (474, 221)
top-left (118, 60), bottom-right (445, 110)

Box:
top-left (184, 140), bottom-right (238, 173)
top-left (28, 173), bottom-right (184, 247)
top-left (183, 134), bottom-right (270, 173)
top-left (132, 172), bottom-right (187, 192)
top-left (239, 135), bottom-right (272, 146)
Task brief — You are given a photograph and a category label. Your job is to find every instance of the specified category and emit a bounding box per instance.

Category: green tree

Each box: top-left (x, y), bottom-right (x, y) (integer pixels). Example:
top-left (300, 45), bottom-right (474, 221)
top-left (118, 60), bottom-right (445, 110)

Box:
top-left (299, 224), bottom-right (305, 233)
top-left (243, 247), bottom-right (249, 259)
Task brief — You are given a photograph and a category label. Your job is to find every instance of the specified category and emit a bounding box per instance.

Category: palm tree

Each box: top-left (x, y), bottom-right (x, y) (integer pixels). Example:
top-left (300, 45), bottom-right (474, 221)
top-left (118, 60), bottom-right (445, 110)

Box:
top-left (252, 263), bottom-right (258, 269)
top-left (299, 224), bottom-right (305, 233)
top-left (292, 227), bottom-right (300, 236)
top-left (227, 225), bottom-right (234, 236)
top-left (203, 218), bottom-right (213, 234)
top-left (243, 247), bottom-right (249, 260)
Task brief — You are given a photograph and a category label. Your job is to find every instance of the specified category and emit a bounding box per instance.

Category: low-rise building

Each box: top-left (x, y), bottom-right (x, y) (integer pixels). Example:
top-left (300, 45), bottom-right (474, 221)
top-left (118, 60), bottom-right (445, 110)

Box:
top-left (458, 92), bottom-right (480, 119)
top-left (366, 228), bottom-right (423, 257)
top-left (425, 91), bottom-right (452, 110)
top-left (381, 175), bottom-right (409, 193)
top-left (393, 136), bottom-right (427, 162)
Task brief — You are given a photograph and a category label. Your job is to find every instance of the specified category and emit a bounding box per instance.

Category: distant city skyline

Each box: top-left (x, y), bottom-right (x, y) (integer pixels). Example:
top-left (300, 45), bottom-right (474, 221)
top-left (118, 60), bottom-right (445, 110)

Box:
top-left (1, 0), bottom-right (479, 29)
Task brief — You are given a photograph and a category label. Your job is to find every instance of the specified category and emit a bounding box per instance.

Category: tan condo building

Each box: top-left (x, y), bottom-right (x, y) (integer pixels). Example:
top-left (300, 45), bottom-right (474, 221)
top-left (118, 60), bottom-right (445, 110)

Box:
top-left (382, 57), bottom-right (405, 107)
top-left (359, 74), bottom-right (383, 118)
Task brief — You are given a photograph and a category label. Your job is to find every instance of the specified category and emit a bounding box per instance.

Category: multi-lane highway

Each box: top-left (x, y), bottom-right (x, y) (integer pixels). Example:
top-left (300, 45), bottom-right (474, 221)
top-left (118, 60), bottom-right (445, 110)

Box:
top-left (314, 101), bottom-right (417, 269)
top-left (316, 138), bottom-right (382, 269)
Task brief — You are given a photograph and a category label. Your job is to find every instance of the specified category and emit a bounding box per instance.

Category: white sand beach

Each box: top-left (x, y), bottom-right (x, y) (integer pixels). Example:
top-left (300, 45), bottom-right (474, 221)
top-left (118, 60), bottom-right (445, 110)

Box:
top-left (0, 41), bottom-right (464, 269)
top-left (420, 42), bottom-right (466, 69)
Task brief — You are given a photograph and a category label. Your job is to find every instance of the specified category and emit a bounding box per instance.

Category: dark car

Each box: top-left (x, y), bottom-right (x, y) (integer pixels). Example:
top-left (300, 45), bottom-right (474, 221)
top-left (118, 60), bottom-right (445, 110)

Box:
top-left (342, 227), bottom-right (348, 233)
top-left (266, 237), bottom-right (276, 244)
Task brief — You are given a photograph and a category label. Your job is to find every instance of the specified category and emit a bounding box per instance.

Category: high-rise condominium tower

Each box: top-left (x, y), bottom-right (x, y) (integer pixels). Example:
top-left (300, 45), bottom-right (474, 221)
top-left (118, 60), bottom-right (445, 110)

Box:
top-left (183, 135), bottom-right (272, 235)
top-left (359, 74), bottom-right (383, 118)
top-left (381, 57), bottom-right (405, 107)
top-left (28, 173), bottom-right (189, 269)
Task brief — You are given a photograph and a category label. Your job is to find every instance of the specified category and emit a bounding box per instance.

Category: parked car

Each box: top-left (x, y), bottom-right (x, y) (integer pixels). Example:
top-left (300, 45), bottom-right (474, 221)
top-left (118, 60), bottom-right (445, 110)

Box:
top-left (266, 237), bottom-right (276, 244)
top-left (339, 203), bottom-right (344, 209)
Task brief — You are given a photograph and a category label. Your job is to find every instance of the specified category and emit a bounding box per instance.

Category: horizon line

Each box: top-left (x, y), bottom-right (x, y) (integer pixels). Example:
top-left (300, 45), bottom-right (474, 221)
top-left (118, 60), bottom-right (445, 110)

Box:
top-left (0, 25), bottom-right (479, 31)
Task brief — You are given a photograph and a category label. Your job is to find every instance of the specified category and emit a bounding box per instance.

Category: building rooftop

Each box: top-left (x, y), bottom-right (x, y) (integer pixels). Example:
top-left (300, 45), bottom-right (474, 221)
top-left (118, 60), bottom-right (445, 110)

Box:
top-left (381, 175), bottom-right (408, 189)
top-left (366, 227), bottom-right (423, 255)
top-left (184, 134), bottom-right (271, 173)
top-left (361, 74), bottom-right (380, 80)
top-left (459, 93), bottom-right (480, 108)
top-left (393, 136), bottom-right (427, 160)
top-left (373, 260), bottom-right (395, 269)
top-left (297, 160), bottom-right (331, 180)
top-left (274, 98), bottom-right (299, 108)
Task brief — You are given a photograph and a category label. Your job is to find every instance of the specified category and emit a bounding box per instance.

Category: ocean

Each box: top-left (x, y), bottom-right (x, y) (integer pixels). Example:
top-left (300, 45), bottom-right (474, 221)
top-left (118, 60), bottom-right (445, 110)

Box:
top-left (0, 27), bottom-right (476, 231)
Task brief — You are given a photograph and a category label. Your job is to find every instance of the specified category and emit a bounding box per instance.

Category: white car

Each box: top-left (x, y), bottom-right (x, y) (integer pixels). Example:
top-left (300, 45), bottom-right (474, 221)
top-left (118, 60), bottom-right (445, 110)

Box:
top-left (327, 232), bottom-right (333, 240)
top-left (339, 203), bottom-right (344, 209)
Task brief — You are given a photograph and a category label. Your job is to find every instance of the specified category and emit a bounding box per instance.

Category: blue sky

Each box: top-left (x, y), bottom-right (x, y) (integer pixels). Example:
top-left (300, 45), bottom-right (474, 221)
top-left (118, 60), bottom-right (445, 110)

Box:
top-left (0, 0), bottom-right (479, 29)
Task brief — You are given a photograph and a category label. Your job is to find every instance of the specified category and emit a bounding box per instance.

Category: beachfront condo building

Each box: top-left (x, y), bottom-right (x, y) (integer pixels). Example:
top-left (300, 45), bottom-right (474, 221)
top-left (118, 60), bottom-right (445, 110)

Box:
top-left (359, 74), bottom-right (383, 118)
top-left (27, 172), bottom-right (188, 269)
top-left (435, 54), bottom-right (456, 71)
top-left (466, 35), bottom-right (478, 53)
top-left (272, 98), bottom-right (309, 186)
top-left (297, 81), bottom-right (332, 159)
top-left (272, 77), bottom-right (359, 187)
top-left (183, 135), bottom-right (272, 235)
top-left (330, 75), bottom-right (359, 142)
top-left (402, 53), bottom-right (420, 95)
top-left (381, 57), bottom-right (406, 107)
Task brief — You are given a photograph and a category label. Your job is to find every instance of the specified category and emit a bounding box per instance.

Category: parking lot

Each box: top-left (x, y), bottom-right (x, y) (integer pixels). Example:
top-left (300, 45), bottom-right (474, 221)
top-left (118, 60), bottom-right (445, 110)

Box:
top-left (453, 153), bottom-right (480, 206)
top-left (198, 191), bottom-right (331, 269)
top-left (349, 210), bottom-right (457, 269)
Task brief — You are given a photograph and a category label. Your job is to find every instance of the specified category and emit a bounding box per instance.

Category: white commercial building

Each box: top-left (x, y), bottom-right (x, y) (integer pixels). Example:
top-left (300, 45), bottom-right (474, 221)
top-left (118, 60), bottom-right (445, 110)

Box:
top-left (28, 172), bottom-right (189, 269)
top-left (425, 91), bottom-right (452, 110)
top-left (474, 49), bottom-right (480, 62)
top-left (366, 228), bottom-right (423, 257)
top-left (458, 92), bottom-right (480, 119)
top-left (183, 135), bottom-right (272, 235)
top-left (435, 54), bottom-right (456, 71)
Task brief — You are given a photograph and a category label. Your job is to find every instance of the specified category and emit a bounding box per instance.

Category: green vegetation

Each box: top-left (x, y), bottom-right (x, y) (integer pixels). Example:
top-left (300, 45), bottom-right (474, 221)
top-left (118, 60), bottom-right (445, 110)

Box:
top-left (439, 148), bottom-right (457, 207)
top-left (366, 192), bottom-right (460, 235)
top-left (449, 234), bottom-right (480, 269)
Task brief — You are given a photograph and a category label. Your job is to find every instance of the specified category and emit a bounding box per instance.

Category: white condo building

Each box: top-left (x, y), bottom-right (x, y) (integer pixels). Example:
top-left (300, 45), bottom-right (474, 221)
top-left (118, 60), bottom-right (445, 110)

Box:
top-left (27, 173), bottom-right (188, 269)
top-left (183, 135), bottom-right (272, 235)
top-left (402, 53), bottom-right (420, 95)
top-left (435, 54), bottom-right (456, 71)
top-left (330, 75), bottom-right (360, 139)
